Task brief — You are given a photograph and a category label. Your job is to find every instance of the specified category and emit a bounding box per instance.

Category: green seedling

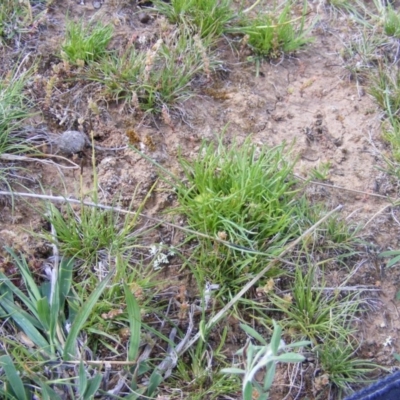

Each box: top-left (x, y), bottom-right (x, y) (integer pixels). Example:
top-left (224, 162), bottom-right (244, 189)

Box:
top-left (269, 266), bottom-right (361, 344)
top-left (379, 248), bottom-right (400, 267)
top-left (231, 0), bottom-right (313, 75)
top-left (317, 339), bottom-right (377, 395)
top-left (309, 161), bottom-right (331, 181)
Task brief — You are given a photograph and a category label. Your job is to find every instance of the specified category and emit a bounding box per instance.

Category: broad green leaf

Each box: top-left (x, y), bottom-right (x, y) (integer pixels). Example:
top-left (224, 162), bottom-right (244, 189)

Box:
top-left (220, 367), bottom-right (245, 375)
top-left (270, 320), bottom-right (282, 355)
top-left (0, 355), bottom-right (27, 400)
top-left (146, 371), bottom-right (163, 396)
top-left (33, 378), bottom-right (63, 400)
top-left (63, 270), bottom-right (114, 360)
top-left (285, 340), bottom-right (311, 349)
top-left (0, 283), bottom-right (13, 303)
top-left (0, 297), bottom-right (50, 350)
top-left (78, 360), bottom-right (88, 397)
top-left (6, 248), bottom-right (41, 303)
top-left (199, 319), bottom-right (206, 342)
top-left (275, 353), bottom-right (305, 363)
top-left (37, 297), bottom-right (51, 330)
top-left (379, 250), bottom-right (400, 257)
top-left (124, 284), bottom-right (141, 361)
top-left (0, 296), bottom-right (42, 330)
top-left (0, 272), bottom-right (40, 320)
top-left (0, 303), bottom-right (9, 319)
top-left (40, 282), bottom-right (51, 301)
top-left (84, 373), bottom-right (102, 399)
top-left (239, 323), bottom-right (267, 345)
top-left (243, 381), bottom-right (253, 400)
top-left (387, 254), bottom-right (400, 267)
top-left (66, 296), bottom-right (80, 325)
top-left (263, 362), bottom-right (276, 390)
top-left (59, 258), bottom-right (74, 307)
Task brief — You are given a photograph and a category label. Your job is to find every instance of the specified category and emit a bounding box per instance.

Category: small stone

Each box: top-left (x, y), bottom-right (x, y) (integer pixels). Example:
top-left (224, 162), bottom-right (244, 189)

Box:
top-left (138, 12), bottom-right (150, 24)
top-left (59, 130), bottom-right (86, 154)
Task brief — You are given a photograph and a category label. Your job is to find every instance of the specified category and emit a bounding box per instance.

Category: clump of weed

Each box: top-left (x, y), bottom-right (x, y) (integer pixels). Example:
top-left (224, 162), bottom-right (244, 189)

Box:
top-left (369, 67), bottom-right (400, 161)
top-left (382, 119), bottom-right (400, 162)
top-left (42, 202), bottom-right (140, 264)
top-left (61, 19), bottom-right (113, 65)
top-left (0, 0), bottom-right (32, 44)
top-left (174, 137), bottom-right (301, 250)
top-left (87, 28), bottom-right (218, 113)
top-left (0, 69), bottom-right (33, 154)
top-left (369, 67), bottom-right (400, 113)
top-left (384, 6), bottom-right (400, 38)
top-left (136, 134), bottom-right (359, 288)
top-left (269, 266), bottom-right (360, 344)
top-left (238, 2), bottom-right (312, 58)
top-left (0, 64), bottom-right (35, 193)
top-left (0, 247), bottom-right (167, 399)
top-left (317, 340), bottom-right (376, 396)
top-left (309, 161), bottom-right (332, 181)
top-left (152, 0), bottom-right (234, 39)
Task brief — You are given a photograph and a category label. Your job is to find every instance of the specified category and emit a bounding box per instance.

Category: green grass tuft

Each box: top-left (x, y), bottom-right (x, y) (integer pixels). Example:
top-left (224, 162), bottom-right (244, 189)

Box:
top-left (174, 137), bottom-right (301, 250)
top-left (152, 0), bottom-right (234, 39)
top-left (236, 1), bottom-right (313, 60)
top-left (61, 19), bottom-right (113, 65)
top-left (86, 27), bottom-right (217, 113)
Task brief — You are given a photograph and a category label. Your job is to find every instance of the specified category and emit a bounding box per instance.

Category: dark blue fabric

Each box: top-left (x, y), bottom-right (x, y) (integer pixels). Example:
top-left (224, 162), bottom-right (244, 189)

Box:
top-left (344, 371), bottom-right (400, 400)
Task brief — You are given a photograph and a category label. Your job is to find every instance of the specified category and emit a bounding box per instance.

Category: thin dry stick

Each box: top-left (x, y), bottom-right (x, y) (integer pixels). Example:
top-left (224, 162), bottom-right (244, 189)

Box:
top-left (25, 360), bottom-right (140, 366)
top-left (294, 174), bottom-right (399, 202)
top-left (364, 204), bottom-right (393, 228)
top-left (0, 153), bottom-right (79, 169)
top-left (179, 204), bottom-right (343, 355)
top-left (243, 0), bottom-right (262, 13)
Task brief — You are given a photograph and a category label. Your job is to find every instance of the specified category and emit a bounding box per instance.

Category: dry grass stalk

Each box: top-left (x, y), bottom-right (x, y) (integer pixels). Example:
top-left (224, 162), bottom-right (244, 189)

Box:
top-left (143, 38), bottom-right (163, 82)
top-left (194, 34), bottom-right (210, 80)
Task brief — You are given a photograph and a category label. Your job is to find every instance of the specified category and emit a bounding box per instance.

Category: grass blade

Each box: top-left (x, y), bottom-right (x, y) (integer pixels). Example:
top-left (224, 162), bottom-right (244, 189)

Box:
top-left (0, 355), bottom-right (27, 400)
top-left (0, 271), bottom-right (40, 320)
top-left (84, 373), bottom-right (102, 398)
top-left (0, 297), bottom-right (50, 350)
top-left (78, 360), bottom-right (88, 397)
top-left (63, 269), bottom-right (114, 360)
top-left (239, 323), bottom-right (267, 345)
top-left (124, 284), bottom-right (141, 361)
top-left (6, 248), bottom-right (41, 302)
top-left (59, 258), bottom-right (74, 307)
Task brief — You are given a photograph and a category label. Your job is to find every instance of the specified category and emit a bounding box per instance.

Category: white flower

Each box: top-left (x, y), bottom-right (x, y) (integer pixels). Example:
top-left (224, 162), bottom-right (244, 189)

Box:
top-left (383, 336), bottom-right (393, 347)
